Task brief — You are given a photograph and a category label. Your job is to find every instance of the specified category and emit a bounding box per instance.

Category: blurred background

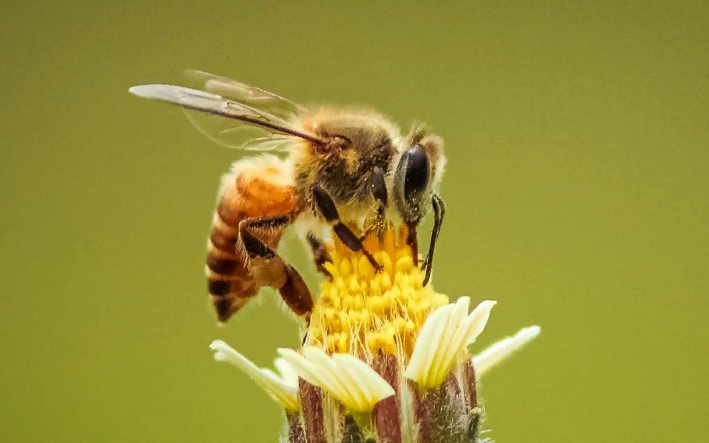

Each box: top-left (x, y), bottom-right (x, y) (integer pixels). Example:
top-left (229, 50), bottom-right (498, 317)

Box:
top-left (1, 1), bottom-right (707, 442)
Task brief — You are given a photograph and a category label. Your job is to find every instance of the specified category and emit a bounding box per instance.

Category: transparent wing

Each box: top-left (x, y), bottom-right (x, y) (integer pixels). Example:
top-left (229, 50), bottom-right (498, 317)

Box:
top-left (129, 83), bottom-right (323, 151)
top-left (184, 70), bottom-right (305, 119)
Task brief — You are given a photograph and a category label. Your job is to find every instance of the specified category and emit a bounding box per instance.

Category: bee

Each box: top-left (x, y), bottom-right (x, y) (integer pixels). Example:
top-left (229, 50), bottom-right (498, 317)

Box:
top-left (129, 70), bottom-right (446, 323)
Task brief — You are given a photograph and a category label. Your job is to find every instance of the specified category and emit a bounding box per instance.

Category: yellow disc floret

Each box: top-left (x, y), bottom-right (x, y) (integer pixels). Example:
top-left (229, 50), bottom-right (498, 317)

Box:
top-left (305, 224), bottom-right (449, 359)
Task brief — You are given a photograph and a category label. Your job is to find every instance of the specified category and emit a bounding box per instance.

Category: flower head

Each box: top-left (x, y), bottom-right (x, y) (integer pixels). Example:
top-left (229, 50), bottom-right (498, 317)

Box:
top-left (306, 225), bottom-right (448, 357)
top-left (210, 225), bottom-right (540, 442)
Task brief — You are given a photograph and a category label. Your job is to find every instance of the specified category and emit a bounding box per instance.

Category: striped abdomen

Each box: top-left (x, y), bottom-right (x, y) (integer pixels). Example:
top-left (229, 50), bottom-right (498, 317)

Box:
top-left (205, 155), bottom-right (299, 322)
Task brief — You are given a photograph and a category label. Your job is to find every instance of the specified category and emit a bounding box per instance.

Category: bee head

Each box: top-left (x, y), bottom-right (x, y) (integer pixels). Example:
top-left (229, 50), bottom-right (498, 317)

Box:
top-left (393, 131), bottom-right (446, 226)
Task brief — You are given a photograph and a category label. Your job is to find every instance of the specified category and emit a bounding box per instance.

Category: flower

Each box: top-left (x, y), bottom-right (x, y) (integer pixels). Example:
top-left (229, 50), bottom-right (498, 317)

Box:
top-left (210, 225), bottom-right (540, 442)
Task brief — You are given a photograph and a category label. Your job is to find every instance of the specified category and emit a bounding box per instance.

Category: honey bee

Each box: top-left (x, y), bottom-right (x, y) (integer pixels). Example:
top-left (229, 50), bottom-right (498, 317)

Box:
top-left (129, 70), bottom-right (446, 323)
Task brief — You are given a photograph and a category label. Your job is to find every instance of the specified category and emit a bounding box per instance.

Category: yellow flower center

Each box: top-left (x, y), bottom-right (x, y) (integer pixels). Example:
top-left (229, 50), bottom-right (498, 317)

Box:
top-left (305, 225), bottom-right (449, 358)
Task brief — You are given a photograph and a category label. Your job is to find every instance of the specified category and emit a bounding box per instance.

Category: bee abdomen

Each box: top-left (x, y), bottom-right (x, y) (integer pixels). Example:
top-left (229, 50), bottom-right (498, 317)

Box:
top-left (206, 209), bottom-right (257, 322)
top-left (206, 253), bottom-right (240, 275)
top-left (204, 155), bottom-right (299, 322)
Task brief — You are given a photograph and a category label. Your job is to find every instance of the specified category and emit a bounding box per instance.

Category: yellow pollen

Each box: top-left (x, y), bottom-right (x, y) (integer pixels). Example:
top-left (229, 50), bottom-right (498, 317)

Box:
top-left (305, 224), bottom-right (449, 358)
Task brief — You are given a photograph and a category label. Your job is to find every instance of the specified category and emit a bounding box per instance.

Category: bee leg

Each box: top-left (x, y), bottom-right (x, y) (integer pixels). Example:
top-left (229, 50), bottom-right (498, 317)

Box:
top-left (312, 184), bottom-right (382, 272)
top-left (280, 264), bottom-right (314, 326)
top-left (371, 166), bottom-right (388, 224)
top-left (405, 223), bottom-right (419, 266)
top-left (306, 232), bottom-right (333, 279)
top-left (422, 193), bottom-right (446, 286)
top-left (359, 166), bottom-right (389, 242)
top-left (240, 216), bottom-right (314, 323)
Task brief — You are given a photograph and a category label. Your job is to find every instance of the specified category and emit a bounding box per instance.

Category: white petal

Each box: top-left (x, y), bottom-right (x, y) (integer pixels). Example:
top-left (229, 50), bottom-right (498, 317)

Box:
top-left (277, 348), bottom-right (321, 386)
top-left (463, 300), bottom-right (497, 346)
top-left (303, 347), bottom-right (355, 407)
top-left (278, 346), bottom-right (394, 412)
top-left (330, 354), bottom-right (368, 408)
top-left (209, 340), bottom-right (298, 411)
top-left (428, 297), bottom-right (470, 387)
top-left (404, 302), bottom-right (454, 387)
top-left (473, 326), bottom-right (541, 378)
top-left (404, 300), bottom-right (496, 389)
top-left (274, 357), bottom-right (298, 386)
top-left (333, 353), bottom-right (394, 410)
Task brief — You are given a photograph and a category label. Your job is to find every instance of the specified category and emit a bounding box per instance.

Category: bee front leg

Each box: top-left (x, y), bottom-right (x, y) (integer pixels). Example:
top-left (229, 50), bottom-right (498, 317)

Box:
top-left (359, 166), bottom-right (389, 241)
top-left (312, 184), bottom-right (382, 272)
top-left (370, 166), bottom-right (388, 226)
top-left (405, 223), bottom-right (419, 267)
top-left (421, 193), bottom-right (445, 286)
top-left (240, 216), bottom-right (314, 323)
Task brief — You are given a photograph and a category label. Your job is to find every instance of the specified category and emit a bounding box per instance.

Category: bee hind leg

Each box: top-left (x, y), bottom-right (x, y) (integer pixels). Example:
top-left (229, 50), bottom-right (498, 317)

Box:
top-left (240, 216), bottom-right (314, 323)
top-left (312, 184), bottom-right (382, 272)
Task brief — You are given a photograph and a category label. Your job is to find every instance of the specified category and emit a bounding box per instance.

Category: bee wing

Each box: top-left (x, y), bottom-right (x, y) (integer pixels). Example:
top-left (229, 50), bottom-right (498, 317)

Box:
top-left (184, 70), bottom-right (305, 119)
top-left (129, 83), bottom-right (324, 150)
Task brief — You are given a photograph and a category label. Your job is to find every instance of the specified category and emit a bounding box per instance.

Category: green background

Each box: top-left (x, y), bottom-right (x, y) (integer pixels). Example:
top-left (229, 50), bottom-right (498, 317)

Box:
top-left (2, 1), bottom-right (707, 441)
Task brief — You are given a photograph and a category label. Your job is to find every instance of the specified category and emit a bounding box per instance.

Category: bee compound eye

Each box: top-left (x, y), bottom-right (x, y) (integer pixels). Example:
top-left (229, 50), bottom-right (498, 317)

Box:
top-left (403, 144), bottom-right (430, 199)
